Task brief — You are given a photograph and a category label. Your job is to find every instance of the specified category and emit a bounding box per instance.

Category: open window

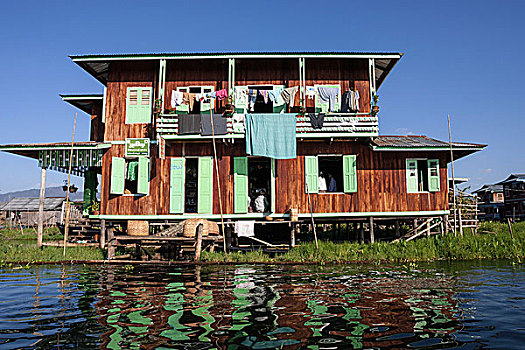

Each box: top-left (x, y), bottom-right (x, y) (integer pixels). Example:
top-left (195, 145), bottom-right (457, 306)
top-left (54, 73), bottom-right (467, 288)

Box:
top-left (305, 155), bottom-right (357, 194)
top-left (169, 157), bottom-right (213, 214)
top-left (175, 86), bottom-right (215, 114)
top-left (233, 157), bottom-right (273, 213)
top-left (110, 157), bottom-right (150, 196)
top-left (406, 158), bottom-right (440, 193)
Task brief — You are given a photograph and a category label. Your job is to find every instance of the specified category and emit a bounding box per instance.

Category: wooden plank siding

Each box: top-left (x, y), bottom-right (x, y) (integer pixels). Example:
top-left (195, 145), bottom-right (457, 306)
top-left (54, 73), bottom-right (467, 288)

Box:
top-left (89, 100), bottom-right (104, 142)
top-left (100, 141), bottom-right (448, 216)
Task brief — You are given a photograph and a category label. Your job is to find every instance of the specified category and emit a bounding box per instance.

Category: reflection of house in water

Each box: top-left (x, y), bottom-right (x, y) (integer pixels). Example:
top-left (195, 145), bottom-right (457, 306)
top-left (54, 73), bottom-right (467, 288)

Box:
top-left (91, 266), bottom-right (461, 349)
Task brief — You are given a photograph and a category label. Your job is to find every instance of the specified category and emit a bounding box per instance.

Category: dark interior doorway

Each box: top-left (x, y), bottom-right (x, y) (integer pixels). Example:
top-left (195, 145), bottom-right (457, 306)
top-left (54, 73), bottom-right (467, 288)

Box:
top-left (248, 158), bottom-right (272, 212)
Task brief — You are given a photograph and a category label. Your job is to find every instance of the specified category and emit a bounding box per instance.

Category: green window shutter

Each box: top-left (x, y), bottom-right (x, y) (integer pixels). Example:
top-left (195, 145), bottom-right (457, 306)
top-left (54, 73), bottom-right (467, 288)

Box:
top-left (406, 159), bottom-right (418, 193)
top-left (198, 157), bottom-right (214, 214)
top-left (233, 157), bottom-right (248, 213)
top-left (234, 86), bottom-right (248, 114)
top-left (343, 155), bottom-right (357, 193)
top-left (305, 156), bottom-right (319, 193)
top-left (126, 87), bottom-right (152, 123)
top-left (137, 157), bottom-right (150, 195)
top-left (170, 158), bottom-right (185, 213)
top-left (110, 157), bottom-right (125, 195)
top-left (427, 159), bottom-right (440, 192)
top-left (272, 85), bottom-right (286, 113)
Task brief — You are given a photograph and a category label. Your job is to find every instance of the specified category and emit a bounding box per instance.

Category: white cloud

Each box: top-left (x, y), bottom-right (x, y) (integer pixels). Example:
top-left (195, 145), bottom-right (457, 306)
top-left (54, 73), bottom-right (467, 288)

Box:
top-left (394, 128), bottom-right (415, 135)
top-left (480, 168), bottom-right (493, 174)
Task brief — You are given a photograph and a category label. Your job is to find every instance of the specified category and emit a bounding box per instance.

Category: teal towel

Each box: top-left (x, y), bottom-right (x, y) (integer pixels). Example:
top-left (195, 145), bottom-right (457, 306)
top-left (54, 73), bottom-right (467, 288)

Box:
top-left (245, 114), bottom-right (297, 159)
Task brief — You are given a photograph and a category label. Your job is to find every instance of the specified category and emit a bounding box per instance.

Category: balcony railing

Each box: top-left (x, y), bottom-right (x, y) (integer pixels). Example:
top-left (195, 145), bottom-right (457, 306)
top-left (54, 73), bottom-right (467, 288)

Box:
top-left (156, 113), bottom-right (378, 138)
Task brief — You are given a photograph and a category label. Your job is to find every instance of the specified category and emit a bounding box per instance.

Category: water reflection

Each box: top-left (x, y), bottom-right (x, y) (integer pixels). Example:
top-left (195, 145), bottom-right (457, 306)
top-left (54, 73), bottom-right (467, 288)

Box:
top-left (0, 261), bottom-right (523, 349)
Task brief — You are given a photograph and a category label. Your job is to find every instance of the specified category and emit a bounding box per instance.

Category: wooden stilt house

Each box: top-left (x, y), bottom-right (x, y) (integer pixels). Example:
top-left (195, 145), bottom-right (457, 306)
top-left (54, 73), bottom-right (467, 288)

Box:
top-left (0, 52), bottom-right (485, 240)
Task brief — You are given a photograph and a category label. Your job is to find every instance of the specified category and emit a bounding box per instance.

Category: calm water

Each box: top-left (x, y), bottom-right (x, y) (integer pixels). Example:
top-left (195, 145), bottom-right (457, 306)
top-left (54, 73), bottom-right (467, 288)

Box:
top-left (0, 261), bottom-right (523, 349)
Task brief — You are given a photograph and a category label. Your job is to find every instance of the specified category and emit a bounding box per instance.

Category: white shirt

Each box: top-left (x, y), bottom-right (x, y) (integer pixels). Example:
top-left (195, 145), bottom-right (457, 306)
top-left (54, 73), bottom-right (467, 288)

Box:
top-left (318, 176), bottom-right (327, 191)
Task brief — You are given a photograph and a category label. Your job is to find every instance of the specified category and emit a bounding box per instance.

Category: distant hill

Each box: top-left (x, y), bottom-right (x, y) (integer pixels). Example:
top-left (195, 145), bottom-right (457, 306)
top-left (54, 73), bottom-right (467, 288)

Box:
top-left (0, 186), bottom-right (84, 202)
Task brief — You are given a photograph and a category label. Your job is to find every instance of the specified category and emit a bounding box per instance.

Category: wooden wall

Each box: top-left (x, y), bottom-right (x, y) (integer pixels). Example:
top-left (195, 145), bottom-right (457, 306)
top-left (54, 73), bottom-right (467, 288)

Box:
top-left (102, 58), bottom-right (372, 142)
top-left (100, 141), bottom-right (448, 216)
top-left (90, 100), bottom-right (104, 142)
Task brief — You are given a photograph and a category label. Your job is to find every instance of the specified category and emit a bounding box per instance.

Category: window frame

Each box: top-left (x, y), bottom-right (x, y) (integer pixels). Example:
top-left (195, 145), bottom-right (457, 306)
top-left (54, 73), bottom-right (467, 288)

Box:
top-left (125, 87), bottom-right (153, 124)
top-left (305, 154), bottom-right (357, 194)
top-left (406, 157), bottom-right (440, 194)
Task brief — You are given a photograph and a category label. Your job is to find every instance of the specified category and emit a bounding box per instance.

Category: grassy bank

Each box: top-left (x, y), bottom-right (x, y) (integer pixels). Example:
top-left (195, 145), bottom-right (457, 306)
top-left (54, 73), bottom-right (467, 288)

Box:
top-left (202, 221), bottom-right (525, 263)
top-left (0, 227), bottom-right (104, 265)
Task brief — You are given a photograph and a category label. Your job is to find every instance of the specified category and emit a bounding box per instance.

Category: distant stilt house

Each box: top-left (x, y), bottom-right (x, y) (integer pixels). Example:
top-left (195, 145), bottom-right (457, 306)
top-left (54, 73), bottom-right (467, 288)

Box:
top-left (0, 197), bottom-right (81, 228)
top-left (497, 174), bottom-right (525, 221)
top-left (0, 52), bottom-right (486, 243)
top-left (473, 184), bottom-right (505, 221)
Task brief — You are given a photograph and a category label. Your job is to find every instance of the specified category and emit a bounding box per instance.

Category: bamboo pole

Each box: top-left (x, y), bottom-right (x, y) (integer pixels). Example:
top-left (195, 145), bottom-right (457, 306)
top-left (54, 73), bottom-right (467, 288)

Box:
top-left (305, 181), bottom-right (318, 249)
top-left (37, 167), bottom-right (46, 248)
top-left (447, 114), bottom-right (457, 236)
top-left (209, 106), bottom-right (226, 253)
top-left (63, 113), bottom-right (77, 256)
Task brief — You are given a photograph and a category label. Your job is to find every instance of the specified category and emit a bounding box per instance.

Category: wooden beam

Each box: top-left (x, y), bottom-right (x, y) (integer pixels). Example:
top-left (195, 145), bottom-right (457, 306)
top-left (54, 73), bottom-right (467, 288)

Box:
top-left (37, 167), bottom-right (46, 248)
top-left (99, 219), bottom-right (106, 249)
top-left (369, 217), bottom-right (375, 243)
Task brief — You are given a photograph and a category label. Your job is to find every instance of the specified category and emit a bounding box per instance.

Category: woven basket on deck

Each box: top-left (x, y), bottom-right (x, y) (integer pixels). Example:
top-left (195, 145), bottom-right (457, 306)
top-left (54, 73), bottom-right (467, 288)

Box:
top-left (127, 220), bottom-right (149, 236)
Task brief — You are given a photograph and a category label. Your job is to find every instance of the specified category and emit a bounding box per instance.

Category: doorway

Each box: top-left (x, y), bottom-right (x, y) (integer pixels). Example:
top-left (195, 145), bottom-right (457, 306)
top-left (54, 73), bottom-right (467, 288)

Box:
top-left (248, 158), bottom-right (272, 213)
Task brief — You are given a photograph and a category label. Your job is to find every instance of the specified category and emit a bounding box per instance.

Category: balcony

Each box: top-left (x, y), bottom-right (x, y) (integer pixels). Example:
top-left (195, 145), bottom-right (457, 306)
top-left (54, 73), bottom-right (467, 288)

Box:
top-left (156, 113), bottom-right (378, 139)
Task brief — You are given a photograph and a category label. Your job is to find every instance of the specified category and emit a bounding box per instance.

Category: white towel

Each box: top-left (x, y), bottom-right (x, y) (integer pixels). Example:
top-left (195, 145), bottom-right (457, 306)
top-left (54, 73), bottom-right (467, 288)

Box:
top-left (235, 221), bottom-right (255, 237)
top-left (171, 90), bottom-right (183, 108)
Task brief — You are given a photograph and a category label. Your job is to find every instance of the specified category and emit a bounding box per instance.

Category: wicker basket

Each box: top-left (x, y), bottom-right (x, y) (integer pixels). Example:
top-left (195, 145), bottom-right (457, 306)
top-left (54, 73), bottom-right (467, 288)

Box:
top-left (290, 208), bottom-right (299, 222)
top-left (127, 220), bottom-right (149, 236)
top-left (182, 219), bottom-right (219, 238)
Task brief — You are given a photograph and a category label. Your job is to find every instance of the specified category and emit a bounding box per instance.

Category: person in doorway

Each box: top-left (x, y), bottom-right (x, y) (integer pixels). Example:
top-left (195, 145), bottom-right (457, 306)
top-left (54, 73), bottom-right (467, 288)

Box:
top-left (318, 171), bottom-right (327, 193)
top-left (254, 189), bottom-right (269, 213)
top-left (327, 173), bottom-right (337, 192)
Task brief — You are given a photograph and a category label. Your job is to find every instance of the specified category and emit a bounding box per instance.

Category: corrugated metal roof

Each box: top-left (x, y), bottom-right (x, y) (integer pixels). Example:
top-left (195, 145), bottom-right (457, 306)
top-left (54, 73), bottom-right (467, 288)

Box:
top-left (372, 135), bottom-right (485, 149)
top-left (0, 141), bottom-right (109, 150)
top-left (60, 94), bottom-right (103, 115)
top-left (473, 184), bottom-right (504, 193)
top-left (0, 198), bottom-right (65, 211)
top-left (70, 51), bottom-right (403, 60)
top-left (497, 174), bottom-right (525, 184)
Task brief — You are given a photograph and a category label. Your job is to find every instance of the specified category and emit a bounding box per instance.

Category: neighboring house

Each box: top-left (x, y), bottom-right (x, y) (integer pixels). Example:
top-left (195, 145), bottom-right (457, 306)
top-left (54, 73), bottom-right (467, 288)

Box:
top-left (473, 184), bottom-right (505, 221)
top-left (498, 174), bottom-right (525, 221)
top-left (0, 197), bottom-right (68, 227)
top-left (0, 52), bottom-right (486, 236)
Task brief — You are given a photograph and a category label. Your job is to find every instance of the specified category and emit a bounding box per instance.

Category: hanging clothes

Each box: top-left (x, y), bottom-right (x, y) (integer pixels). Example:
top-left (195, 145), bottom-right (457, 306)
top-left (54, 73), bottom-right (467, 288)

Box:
top-left (259, 90), bottom-right (269, 104)
top-left (245, 113), bottom-right (297, 159)
top-left (200, 113), bottom-right (227, 136)
top-left (232, 113), bottom-right (245, 133)
top-left (235, 221), bottom-right (255, 237)
top-left (280, 86), bottom-right (299, 107)
top-left (126, 160), bottom-right (139, 181)
top-left (215, 89), bottom-right (228, 101)
top-left (305, 86), bottom-right (316, 99)
top-left (178, 114), bottom-right (201, 134)
top-left (317, 86), bottom-right (340, 112)
top-left (248, 89), bottom-right (258, 111)
top-left (307, 113), bottom-right (325, 129)
top-left (171, 90), bottom-right (184, 108)
top-left (342, 90), bottom-right (361, 112)
top-left (188, 93), bottom-right (198, 111)
top-left (268, 88), bottom-right (283, 103)
top-left (354, 90), bottom-right (360, 111)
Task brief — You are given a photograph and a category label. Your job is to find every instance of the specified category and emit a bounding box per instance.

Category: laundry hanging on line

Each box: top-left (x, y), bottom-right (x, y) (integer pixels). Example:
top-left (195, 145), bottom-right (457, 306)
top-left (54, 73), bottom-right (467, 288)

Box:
top-left (308, 113), bottom-right (325, 129)
top-left (200, 113), bottom-right (227, 136)
top-left (280, 86), bottom-right (299, 107)
top-left (341, 90), bottom-right (360, 113)
top-left (171, 90), bottom-right (184, 108)
top-left (317, 86), bottom-right (340, 112)
top-left (259, 90), bottom-right (269, 104)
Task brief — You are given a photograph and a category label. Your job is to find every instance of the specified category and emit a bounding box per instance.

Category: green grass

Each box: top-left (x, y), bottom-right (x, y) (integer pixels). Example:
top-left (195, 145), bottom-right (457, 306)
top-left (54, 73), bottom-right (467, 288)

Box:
top-left (202, 221), bottom-right (525, 264)
top-left (0, 227), bottom-right (104, 265)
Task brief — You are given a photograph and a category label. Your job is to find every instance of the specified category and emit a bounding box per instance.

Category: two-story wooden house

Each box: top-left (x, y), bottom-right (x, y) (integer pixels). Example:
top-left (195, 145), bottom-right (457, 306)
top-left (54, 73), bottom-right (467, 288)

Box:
top-left (0, 52), bottom-right (486, 240)
top-left (473, 184), bottom-right (504, 221)
top-left (498, 174), bottom-right (525, 221)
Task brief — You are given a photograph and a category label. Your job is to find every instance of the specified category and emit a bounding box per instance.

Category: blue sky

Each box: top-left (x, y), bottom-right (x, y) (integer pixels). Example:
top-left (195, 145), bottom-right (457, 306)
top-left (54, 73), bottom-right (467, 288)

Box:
top-left (0, 0), bottom-right (523, 193)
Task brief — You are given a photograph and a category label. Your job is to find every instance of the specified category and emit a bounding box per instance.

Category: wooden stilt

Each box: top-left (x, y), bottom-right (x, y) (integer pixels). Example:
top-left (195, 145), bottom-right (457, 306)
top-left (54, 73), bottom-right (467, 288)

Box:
top-left (352, 222), bottom-right (357, 241)
top-left (369, 217), bottom-right (375, 243)
top-left (444, 214), bottom-right (449, 234)
top-left (194, 224), bottom-right (203, 261)
top-left (290, 223), bottom-right (296, 248)
top-left (426, 219), bottom-right (431, 237)
top-left (37, 167), bottom-right (46, 248)
top-left (440, 216), bottom-right (445, 236)
top-left (99, 219), bottom-right (106, 249)
top-left (395, 220), bottom-right (400, 238)
top-left (359, 222), bottom-right (364, 244)
top-left (107, 227), bottom-right (115, 259)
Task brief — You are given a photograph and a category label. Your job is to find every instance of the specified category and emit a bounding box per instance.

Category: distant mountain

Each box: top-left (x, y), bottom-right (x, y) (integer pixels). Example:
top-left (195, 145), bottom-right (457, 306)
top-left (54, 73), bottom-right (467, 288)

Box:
top-left (0, 186), bottom-right (84, 202)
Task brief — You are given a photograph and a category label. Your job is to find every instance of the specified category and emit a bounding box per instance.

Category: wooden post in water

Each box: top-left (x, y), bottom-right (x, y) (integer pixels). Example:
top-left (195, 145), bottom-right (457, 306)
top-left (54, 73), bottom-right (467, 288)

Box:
top-left (195, 224), bottom-right (203, 261)
top-left (359, 222), bottom-right (364, 244)
top-left (99, 219), bottom-right (106, 249)
top-left (107, 227), bottom-right (115, 259)
top-left (63, 112), bottom-right (78, 256)
top-left (37, 167), bottom-right (46, 248)
top-left (507, 218), bottom-right (514, 240)
top-left (369, 217), bottom-right (375, 243)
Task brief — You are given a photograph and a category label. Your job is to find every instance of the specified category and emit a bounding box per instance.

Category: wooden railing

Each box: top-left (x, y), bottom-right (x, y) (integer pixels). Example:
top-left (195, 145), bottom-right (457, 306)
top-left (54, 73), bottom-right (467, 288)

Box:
top-left (156, 113), bottom-right (378, 137)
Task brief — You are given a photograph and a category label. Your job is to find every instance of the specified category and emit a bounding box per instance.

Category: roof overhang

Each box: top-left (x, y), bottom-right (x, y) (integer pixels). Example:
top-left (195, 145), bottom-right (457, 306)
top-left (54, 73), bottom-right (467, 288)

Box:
top-left (0, 142), bottom-right (110, 160)
top-left (70, 51), bottom-right (403, 86)
top-left (370, 135), bottom-right (486, 161)
top-left (60, 94), bottom-right (103, 114)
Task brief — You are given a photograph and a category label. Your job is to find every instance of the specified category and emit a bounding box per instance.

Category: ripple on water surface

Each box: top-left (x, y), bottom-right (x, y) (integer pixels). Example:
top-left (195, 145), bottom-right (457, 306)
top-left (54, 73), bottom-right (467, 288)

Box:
top-left (0, 260), bottom-right (523, 349)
